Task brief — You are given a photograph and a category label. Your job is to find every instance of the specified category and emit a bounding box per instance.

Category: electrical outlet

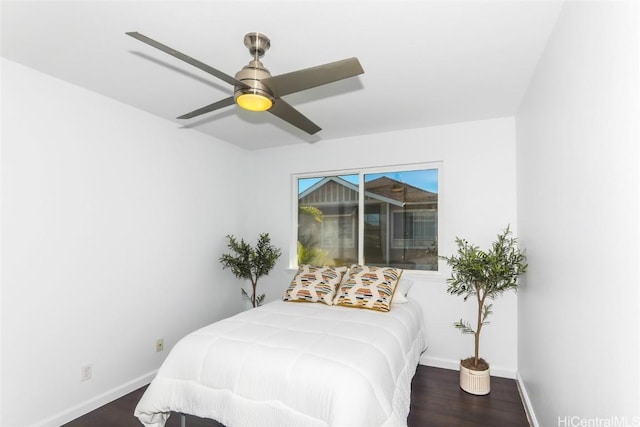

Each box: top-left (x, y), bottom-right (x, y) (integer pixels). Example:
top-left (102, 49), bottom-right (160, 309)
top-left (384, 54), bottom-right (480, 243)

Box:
top-left (80, 364), bottom-right (92, 382)
top-left (155, 338), bottom-right (164, 352)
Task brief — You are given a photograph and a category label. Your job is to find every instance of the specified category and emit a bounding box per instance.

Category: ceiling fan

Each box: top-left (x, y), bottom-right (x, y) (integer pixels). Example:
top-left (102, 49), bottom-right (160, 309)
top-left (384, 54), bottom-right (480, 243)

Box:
top-left (126, 31), bottom-right (364, 135)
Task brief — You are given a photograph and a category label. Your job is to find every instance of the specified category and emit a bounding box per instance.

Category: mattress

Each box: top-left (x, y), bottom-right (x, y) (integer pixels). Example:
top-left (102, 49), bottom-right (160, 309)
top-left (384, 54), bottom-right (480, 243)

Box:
top-left (135, 299), bottom-right (427, 427)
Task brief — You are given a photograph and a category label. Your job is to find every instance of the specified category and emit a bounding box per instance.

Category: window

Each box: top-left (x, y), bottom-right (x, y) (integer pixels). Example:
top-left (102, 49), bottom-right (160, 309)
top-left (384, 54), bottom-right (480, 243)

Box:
top-left (295, 165), bottom-right (439, 271)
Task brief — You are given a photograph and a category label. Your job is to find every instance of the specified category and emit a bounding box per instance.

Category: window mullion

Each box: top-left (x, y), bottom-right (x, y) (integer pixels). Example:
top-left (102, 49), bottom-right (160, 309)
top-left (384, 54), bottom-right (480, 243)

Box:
top-left (358, 173), bottom-right (365, 265)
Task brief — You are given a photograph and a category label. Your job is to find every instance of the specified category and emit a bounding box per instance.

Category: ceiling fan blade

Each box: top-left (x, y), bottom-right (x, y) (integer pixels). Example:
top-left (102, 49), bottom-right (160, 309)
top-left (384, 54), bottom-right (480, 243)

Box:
top-left (268, 99), bottom-right (321, 135)
top-left (126, 32), bottom-right (248, 88)
top-left (261, 57), bottom-right (363, 97)
top-left (177, 96), bottom-right (235, 119)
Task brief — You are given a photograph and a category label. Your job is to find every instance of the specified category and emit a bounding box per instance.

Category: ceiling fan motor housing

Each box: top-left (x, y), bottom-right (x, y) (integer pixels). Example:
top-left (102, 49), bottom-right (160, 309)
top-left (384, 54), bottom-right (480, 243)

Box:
top-left (234, 60), bottom-right (274, 106)
top-left (233, 32), bottom-right (275, 110)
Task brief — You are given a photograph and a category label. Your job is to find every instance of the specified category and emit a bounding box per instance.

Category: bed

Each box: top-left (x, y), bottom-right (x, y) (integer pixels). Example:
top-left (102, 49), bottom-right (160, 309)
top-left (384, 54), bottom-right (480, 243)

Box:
top-left (135, 266), bottom-right (427, 427)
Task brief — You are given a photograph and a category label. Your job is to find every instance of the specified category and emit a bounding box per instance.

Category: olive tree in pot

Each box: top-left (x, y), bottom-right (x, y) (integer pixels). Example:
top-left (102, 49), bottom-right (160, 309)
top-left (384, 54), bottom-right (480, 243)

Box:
top-left (219, 233), bottom-right (282, 308)
top-left (441, 225), bottom-right (527, 395)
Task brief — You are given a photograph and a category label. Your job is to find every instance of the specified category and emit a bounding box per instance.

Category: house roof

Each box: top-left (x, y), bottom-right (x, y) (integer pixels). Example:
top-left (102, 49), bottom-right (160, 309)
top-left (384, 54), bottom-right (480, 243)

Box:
top-left (299, 176), bottom-right (358, 200)
top-left (364, 176), bottom-right (437, 204)
top-left (299, 175), bottom-right (436, 207)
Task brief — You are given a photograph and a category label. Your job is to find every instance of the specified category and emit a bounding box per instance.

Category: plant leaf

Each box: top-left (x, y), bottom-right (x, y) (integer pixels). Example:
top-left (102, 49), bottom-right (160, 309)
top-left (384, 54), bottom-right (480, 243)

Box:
top-left (454, 319), bottom-right (475, 334)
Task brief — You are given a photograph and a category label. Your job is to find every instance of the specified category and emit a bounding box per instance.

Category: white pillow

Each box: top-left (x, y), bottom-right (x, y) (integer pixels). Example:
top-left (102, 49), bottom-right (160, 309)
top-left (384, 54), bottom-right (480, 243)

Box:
top-left (392, 278), bottom-right (414, 304)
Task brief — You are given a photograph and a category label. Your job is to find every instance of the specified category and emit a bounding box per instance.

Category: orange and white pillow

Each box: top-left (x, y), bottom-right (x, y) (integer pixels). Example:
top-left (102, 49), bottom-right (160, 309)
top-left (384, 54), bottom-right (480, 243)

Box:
top-left (283, 265), bottom-right (348, 305)
top-left (333, 265), bottom-right (402, 312)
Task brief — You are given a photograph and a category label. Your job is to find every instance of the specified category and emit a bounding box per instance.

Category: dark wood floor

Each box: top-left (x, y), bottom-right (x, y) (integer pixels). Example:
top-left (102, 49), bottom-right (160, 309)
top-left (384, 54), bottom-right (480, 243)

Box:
top-left (63, 365), bottom-right (530, 427)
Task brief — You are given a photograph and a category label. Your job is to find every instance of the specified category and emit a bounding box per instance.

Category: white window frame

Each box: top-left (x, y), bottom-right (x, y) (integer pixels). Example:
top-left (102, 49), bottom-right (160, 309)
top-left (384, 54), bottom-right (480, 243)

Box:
top-left (291, 161), bottom-right (443, 273)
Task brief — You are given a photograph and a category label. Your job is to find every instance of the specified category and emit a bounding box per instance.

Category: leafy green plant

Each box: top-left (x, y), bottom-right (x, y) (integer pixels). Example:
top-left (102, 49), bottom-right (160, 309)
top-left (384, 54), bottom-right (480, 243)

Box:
top-left (441, 225), bottom-right (527, 370)
top-left (219, 233), bottom-right (282, 308)
top-left (299, 205), bottom-right (323, 223)
top-left (297, 205), bottom-right (327, 265)
top-left (297, 241), bottom-right (331, 266)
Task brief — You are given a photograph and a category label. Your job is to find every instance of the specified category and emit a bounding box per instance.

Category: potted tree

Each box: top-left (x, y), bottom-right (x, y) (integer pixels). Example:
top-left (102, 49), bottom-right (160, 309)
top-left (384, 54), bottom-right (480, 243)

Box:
top-left (441, 225), bottom-right (527, 395)
top-left (219, 232), bottom-right (282, 308)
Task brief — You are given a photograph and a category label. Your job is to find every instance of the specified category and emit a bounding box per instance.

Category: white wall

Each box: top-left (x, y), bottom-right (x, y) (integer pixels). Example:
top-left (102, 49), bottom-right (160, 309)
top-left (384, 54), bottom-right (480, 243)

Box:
top-left (245, 117), bottom-right (520, 378)
top-left (0, 58), bottom-right (521, 426)
top-left (516, 2), bottom-right (639, 426)
top-left (0, 59), bottom-right (249, 426)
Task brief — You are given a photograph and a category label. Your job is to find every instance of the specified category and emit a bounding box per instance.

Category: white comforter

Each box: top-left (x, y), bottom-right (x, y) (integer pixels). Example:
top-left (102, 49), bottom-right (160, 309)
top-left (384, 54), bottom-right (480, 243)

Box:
top-left (135, 299), bottom-right (426, 427)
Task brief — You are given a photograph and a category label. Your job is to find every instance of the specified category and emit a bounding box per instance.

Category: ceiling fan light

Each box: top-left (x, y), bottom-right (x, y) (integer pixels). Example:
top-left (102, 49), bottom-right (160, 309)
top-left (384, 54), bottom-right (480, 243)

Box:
top-left (236, 93), bottom-right (273, 112)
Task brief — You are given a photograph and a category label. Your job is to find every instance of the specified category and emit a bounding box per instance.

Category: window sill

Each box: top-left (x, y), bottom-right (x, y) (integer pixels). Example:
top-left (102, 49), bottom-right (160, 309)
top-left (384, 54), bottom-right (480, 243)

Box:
top-left (284, 267), bottom-right (444, 283)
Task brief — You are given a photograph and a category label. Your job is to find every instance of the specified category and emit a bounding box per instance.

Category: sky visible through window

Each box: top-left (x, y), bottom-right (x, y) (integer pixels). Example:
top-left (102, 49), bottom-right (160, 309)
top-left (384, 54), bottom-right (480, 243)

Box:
top-left (298, 169), bottom-right (438, 194)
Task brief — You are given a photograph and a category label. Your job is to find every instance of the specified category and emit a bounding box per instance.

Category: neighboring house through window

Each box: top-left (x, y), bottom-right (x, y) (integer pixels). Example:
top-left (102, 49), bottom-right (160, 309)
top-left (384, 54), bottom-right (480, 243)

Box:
top-left (295, 165), bottom-right (439, 271)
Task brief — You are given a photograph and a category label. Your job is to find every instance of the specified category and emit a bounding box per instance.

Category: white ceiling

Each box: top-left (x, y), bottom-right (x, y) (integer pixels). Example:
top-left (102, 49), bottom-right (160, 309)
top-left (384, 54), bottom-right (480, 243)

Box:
top-left (1, 0), bottom-right (564, 150)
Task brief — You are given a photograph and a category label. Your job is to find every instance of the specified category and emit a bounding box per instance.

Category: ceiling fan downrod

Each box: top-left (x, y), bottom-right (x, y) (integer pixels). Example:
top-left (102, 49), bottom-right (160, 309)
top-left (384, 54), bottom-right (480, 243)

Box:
top-left (234, 32), bottom-right (274, 111)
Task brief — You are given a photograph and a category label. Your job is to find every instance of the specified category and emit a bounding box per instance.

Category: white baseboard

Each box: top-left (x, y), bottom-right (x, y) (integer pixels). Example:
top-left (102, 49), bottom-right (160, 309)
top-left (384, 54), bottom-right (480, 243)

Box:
top-left (420, 354), bottom-right (517, 379)
top-left (31, 370), bottom-right (158, 427)
top-left (516, 371), bottom-right (539, 427)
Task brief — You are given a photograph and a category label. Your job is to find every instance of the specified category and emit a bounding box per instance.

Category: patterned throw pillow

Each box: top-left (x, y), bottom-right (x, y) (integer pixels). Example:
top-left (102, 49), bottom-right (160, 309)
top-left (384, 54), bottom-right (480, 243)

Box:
top-left (334, 265), bottom-right (403, 312)
top-left (283, 265), bottom-right (348, 305)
